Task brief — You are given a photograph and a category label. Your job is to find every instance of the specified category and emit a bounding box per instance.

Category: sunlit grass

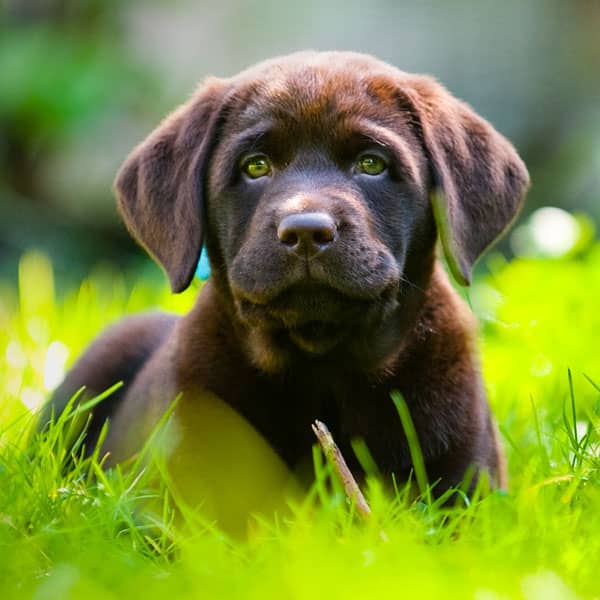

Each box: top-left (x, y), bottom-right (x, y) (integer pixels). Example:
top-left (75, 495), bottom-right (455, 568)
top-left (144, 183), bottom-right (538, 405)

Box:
top-left (1, 247), bottom-right (600, 598)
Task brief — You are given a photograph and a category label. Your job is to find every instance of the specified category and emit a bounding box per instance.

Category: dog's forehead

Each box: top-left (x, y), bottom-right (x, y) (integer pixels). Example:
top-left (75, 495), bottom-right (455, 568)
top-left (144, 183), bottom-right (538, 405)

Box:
top-left (227, 52), bottom-right (405, 130)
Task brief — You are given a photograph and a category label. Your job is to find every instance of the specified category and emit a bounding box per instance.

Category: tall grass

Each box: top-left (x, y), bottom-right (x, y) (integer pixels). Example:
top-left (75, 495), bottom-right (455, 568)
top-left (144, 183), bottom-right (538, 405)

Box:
top-left (1, 248), bottom-right (600, 598)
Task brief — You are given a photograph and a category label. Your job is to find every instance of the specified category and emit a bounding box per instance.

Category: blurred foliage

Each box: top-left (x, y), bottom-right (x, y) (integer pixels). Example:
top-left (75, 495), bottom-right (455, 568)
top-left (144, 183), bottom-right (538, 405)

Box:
top-left (0, 0), bottom-right (162, 281)
top-left (0, 27), bottom-right (155, 185)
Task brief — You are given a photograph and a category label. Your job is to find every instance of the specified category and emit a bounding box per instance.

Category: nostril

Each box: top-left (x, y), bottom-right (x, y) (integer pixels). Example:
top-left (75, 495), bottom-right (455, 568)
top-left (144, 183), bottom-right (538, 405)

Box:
top-left (313, 227), bottom-right (335, 245)
top-left (280, 230), bottom-right (299, 247)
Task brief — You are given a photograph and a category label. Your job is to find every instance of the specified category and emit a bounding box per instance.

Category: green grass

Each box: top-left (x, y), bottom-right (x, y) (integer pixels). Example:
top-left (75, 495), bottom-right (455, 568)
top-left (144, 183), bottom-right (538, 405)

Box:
top-left (1, 247), bottom-right (600, 599)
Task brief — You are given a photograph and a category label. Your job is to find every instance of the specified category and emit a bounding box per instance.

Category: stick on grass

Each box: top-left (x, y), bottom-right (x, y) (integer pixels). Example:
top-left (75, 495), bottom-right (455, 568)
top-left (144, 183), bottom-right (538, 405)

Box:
top-left (311, 419), bottom-right (371, 520)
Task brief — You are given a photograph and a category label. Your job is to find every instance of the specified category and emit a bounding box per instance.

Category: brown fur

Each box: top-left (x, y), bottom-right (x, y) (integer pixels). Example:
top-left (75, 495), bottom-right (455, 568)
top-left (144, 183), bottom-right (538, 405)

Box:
top-left (46, 52), bottom-right (529, 508)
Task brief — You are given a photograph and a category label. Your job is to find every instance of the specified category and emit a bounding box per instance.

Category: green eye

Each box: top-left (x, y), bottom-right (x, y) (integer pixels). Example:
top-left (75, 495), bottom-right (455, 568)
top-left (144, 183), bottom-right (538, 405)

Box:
top-left (356, 154), bottom-right (387, 176)
top-left (242, 155), bottom-right (272, 179)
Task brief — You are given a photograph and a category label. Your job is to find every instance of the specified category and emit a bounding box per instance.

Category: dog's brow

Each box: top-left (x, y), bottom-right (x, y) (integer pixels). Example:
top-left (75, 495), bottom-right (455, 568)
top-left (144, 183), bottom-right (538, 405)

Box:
top-left (354, 121), bottom-right (424, 189)
top-left (217, 121), bottom-right (274, 174)
top-left (229, 122), bottom-right (273, 154)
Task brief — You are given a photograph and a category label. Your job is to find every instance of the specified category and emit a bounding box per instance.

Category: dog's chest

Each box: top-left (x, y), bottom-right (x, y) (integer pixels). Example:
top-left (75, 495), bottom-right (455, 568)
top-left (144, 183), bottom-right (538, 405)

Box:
top-left (224, 371), bottom-right (411, 475)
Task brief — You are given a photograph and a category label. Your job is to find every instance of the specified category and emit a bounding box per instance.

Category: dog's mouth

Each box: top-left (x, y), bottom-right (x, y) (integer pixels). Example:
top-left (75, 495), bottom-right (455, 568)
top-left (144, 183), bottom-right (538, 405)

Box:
top-left (286, 319), bottom-right (345, 354)
top-left (235, 284), bottom-right (390, 355)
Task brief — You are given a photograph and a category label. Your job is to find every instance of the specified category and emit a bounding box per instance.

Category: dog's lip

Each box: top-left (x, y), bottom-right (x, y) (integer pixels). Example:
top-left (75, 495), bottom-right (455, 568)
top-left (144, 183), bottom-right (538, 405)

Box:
top-left (235, 295), bottom-right (347, 330)
top-left (231, 277), bottom-right (395, 307)
top-left (233, 282), bottom-right (369, 330)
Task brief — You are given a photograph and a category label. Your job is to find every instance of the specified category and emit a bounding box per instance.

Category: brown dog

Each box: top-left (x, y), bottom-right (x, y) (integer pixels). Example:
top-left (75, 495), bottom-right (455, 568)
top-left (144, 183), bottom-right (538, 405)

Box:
top-left (47, 51), bottom-right (528, 521)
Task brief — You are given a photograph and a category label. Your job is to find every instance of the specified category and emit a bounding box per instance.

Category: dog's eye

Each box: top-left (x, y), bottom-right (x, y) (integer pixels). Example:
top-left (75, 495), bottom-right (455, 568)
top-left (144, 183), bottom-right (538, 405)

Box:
top-left (356, 154), bottom-right (387, 176)
top-left (241, 155), bottom-right (272, 179)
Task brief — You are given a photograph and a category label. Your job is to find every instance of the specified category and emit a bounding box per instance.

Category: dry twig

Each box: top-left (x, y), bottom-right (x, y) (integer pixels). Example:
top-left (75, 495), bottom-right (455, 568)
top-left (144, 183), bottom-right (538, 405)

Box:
top-left (311, 419), bottom-right (372, 520)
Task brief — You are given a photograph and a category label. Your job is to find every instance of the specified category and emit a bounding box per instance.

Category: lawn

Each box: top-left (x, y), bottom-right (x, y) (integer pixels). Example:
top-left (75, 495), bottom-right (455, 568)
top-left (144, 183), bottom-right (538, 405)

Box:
top-left (1, 244), bottom-right (600, 599)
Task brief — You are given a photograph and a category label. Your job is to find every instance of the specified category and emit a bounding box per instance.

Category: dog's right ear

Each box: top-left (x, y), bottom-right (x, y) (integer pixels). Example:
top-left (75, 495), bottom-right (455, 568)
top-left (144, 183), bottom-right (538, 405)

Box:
top-left (114, 77), bottom-right (227, 293)
top-left (396, 76), bottom-right (529, 286)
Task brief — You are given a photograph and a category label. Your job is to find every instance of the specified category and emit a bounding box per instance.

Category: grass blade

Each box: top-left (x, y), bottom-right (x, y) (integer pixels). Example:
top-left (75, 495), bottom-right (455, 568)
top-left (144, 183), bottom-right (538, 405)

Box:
top-left (391, 391), bottom-right (431, 505)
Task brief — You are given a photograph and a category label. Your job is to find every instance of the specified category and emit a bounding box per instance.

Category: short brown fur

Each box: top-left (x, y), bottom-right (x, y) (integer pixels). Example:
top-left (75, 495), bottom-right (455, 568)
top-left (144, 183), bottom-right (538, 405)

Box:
top-left (46, 52), bottom-right (528, 510)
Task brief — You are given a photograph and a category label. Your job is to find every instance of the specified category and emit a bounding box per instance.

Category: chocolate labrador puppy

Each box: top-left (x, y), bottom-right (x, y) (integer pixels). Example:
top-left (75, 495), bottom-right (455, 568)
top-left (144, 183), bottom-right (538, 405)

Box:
top-left (47, 51), bottom-right (528, 515)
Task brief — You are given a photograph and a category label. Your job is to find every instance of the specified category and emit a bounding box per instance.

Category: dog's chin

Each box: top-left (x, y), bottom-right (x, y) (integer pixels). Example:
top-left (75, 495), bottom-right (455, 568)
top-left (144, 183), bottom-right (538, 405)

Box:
top-left (234, 283), bottom-right (395, 359)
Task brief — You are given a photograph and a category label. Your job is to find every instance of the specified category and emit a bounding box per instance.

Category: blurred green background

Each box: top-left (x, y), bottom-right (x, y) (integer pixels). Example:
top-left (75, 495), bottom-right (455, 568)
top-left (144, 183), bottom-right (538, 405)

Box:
top-left (1, 0), bottom-right (599, 284)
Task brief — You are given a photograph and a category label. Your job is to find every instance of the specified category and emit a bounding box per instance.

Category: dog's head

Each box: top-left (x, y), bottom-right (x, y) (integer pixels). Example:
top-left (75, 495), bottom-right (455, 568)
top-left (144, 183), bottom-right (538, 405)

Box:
top-left (115, 51), bottom-right (528, 368)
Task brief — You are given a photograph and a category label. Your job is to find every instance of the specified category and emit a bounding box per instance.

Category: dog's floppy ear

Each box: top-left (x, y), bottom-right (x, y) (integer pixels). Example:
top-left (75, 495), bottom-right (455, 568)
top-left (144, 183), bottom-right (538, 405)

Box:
top-left (115, 77), bottom-right (226, 293)
top-left (399, 77), bottom-right (529, 285)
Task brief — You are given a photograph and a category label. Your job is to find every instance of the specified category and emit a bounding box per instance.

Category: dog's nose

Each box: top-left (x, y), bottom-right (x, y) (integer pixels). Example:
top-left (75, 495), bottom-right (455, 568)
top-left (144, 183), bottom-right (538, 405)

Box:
top-left (277, 212), bottom-right (337, 257)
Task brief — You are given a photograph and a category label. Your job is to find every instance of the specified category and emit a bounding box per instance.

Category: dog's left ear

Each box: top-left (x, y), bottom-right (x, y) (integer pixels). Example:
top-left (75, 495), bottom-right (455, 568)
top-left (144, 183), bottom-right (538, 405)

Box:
top-left (115, 77), bottom-right (227, 293)
top-left (399, 77), bottom-right (530, 285)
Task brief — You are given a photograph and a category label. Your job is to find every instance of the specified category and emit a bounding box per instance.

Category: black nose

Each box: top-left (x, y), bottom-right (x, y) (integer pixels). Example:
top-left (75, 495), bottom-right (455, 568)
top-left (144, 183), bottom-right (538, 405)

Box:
top-left (277, 212), bottom-right (337, 257)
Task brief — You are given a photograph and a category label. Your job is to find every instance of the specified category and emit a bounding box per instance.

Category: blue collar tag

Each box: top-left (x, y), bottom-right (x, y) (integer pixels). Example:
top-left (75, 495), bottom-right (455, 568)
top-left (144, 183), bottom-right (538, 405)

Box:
top-left (195, 247), bottom-right (211, 281)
